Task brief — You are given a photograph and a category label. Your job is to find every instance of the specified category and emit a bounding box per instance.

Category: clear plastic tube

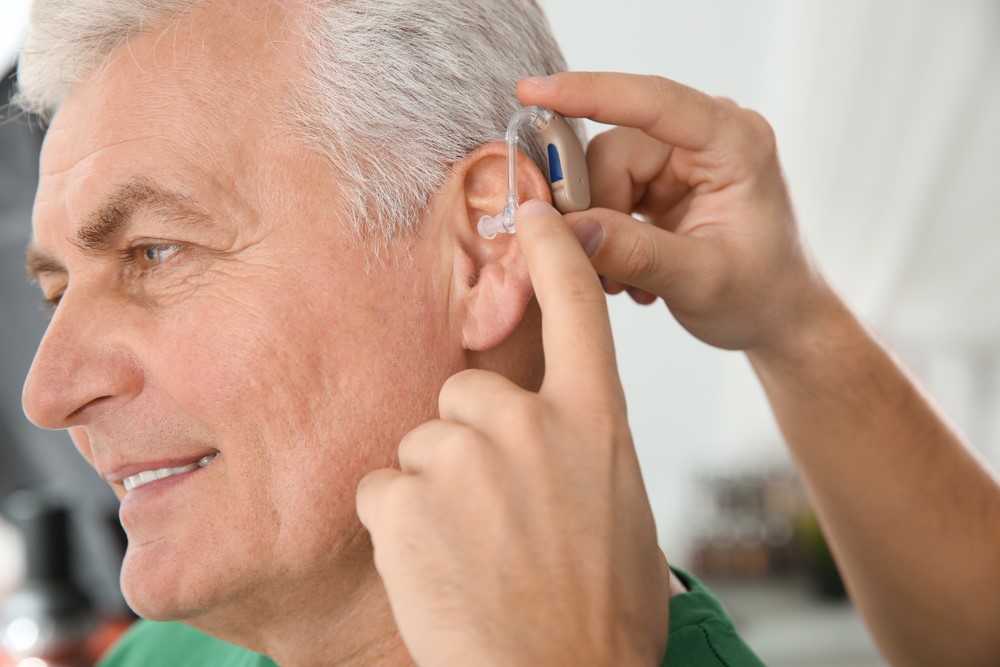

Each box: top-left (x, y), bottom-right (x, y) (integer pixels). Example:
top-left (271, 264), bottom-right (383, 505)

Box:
top-left (478, 106), bottom-right (553, 240)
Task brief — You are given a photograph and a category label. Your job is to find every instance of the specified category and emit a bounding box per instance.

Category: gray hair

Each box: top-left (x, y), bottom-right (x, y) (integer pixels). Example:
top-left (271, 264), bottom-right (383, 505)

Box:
top-left (15, 0), bottom-right (576, 240)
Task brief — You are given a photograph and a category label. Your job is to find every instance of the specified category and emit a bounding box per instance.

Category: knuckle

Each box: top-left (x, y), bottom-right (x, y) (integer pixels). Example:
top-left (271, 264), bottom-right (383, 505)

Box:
top-left (396, 432), bottom-right (417, 464)
top-left (587, 127), bottom-right (616, 151)
top-left (379, 477), bottom-right (411, 513)
top-left (449, 424), bottom-right (486, 454)
top-left (362, 476), bottom-right (411, 533)
top-left (558, 277), bottom-right (607, 311)
top-left (621, 232), bottom-right (658, 281)
top-left (640, 75), bottom-right (678, 131)
top-left (647, 74), bottom-right (675, 104)
top-left (436, 431), bottom-right (501, 487)
top-left (433, 432), bottom-right (479, 472)
top-left (710, 97), bottom-right (742, 129)
top-left (707, 98), bottom-right (750, 131)
top-left (500, 390), bottom-right (543, 425)
top-left (740, 108), bottom-right (778, 151)
top-left (370, 481), bottom-right (420, 554)
top-left (397, 424), bottom-right (435, 466)
top-left (715, 95), bottom-right (740, 110)
top-left (578, 70), bottom-right (600, 90)
top-left (493, 393), bottom-right (548, 441)
top-left (588, 127), bottom-right (647, 173)
top-left (438, 368), bottom-right (483, 408)
top-left (421, 422), bottom-right (482, 467)
top-left (585, 130), bottom-right (616, 164)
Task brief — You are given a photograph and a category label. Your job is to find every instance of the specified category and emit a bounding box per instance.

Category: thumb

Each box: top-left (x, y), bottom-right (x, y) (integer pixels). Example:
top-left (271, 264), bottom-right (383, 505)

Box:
top-left (565, 208), bottom-right (723, 302)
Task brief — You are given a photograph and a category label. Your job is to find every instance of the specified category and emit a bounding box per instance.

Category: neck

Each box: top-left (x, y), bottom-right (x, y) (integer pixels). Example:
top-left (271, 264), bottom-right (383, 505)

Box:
top-left (268, 567), bottom-right (413, 667)
top-left (192, 545), bottom-right (413, 666)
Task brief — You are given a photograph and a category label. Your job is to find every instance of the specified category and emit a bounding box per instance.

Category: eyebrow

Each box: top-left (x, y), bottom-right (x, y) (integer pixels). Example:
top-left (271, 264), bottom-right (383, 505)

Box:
top-left (25, 178), bottom-right (210, 281)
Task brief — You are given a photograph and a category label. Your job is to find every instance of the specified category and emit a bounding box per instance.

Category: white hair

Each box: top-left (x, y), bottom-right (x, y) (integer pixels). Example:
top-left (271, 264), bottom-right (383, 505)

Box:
top-left (15, 0), bottom-right (576, 240)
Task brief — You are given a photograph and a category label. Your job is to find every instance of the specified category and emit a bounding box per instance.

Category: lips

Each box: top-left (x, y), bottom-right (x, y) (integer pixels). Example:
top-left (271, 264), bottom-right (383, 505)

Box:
top-left (105, 452), bottom-right (218, 492)
top-left (122, 453), bottom-right (218, 492)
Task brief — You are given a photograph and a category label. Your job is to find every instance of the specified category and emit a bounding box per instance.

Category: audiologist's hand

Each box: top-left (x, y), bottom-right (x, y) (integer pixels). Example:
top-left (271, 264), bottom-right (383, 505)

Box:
top-left (356, 200), bottom-right (669, 667)
top-left (516, 73), bottom-right (1000, 667)
top-left (518, 72), bottom-right (834, 357)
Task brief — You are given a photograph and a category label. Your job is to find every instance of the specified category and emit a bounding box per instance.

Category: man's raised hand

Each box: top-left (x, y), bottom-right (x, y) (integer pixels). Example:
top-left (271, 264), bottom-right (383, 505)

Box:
top-left (356, 200), bottom-right (669, 667)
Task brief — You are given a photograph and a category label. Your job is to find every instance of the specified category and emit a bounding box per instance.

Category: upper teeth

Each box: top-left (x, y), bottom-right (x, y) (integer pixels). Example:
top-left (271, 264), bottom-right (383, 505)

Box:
top-left (123, 454), bottom-right (217, 492)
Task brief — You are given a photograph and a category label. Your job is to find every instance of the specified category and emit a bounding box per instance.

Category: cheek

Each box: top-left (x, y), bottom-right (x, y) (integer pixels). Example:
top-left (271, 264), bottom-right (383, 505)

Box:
top-left (137, 264), bottom-right (455, 541)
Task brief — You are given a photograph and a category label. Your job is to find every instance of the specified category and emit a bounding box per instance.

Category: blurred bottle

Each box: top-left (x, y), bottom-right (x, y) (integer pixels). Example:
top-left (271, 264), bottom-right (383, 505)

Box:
top-left (1, 491), bottom-right (96, 667)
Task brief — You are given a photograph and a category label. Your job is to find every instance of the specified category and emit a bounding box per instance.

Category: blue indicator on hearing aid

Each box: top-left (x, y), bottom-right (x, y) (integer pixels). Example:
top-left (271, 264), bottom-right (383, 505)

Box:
top-left (547, 143), bottom-right (564, 183)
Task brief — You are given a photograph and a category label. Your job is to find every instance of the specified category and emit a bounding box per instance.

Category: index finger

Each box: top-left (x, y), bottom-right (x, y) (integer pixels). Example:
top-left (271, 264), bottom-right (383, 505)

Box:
top-left (517, 71), bottom-right (727, 151)
top-left (514, 199), bottom-right (624, 405)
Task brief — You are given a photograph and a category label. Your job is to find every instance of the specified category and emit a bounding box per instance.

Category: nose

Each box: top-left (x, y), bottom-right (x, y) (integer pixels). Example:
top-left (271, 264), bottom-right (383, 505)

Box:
top-left (22, 294), bottom-right (143, 430)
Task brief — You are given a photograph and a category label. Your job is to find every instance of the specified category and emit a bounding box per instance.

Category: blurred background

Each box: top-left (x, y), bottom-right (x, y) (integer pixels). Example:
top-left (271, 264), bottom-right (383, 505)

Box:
top-left (1, 0), bottom-right (998, 665)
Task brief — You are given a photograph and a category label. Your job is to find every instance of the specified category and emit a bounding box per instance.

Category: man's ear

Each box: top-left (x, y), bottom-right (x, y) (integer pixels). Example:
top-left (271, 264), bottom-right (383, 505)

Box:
top-left (451, 141), bottom-right (552, 352)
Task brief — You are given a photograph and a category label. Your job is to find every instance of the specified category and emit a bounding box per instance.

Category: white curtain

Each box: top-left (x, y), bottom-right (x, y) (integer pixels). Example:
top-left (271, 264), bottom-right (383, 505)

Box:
top-left (770, 0), bottom-right (1000, 465)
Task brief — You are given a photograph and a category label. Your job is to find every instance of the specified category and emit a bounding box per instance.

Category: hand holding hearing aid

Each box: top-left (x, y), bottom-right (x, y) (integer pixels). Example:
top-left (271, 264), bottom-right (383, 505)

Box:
top-left (356, 199), bottom-right (670, 667)
top-left (517, 71), bottom-right (837, 359)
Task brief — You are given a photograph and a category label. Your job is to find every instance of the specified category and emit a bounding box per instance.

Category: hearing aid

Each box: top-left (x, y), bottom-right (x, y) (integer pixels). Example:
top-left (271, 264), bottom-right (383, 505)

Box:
top-left (478, 106), bottom-right (591, 239)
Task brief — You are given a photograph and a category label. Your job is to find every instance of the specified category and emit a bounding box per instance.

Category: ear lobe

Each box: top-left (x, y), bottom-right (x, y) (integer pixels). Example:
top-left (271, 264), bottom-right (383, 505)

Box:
top-left (453, 141), bottom-right (552, 352)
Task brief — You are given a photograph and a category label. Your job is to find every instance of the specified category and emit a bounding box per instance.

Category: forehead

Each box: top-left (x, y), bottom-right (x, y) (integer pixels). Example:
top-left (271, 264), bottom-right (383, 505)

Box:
top-left (33, 1), bottom-right (309, 238)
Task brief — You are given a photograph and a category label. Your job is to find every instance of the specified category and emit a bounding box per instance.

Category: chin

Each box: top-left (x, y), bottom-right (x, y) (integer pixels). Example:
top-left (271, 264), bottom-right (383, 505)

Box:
top-left (119, 539), bottom-right (229, 622)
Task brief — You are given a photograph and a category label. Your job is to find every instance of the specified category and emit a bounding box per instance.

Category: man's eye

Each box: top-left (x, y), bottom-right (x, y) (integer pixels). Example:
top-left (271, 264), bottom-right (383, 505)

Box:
top-left (122, 244), bottom-right (183, 270)
top-left (43, 292), bottom-right (64, 310)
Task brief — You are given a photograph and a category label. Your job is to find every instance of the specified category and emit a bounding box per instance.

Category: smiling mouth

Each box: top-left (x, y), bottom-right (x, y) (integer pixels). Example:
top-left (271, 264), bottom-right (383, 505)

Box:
top-left (123, 453), bottom-right (218, 492)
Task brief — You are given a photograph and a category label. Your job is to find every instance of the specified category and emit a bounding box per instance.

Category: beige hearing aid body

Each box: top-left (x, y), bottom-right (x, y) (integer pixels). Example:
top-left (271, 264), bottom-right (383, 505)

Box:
top-left (539, 109), bottom-right (591, 214)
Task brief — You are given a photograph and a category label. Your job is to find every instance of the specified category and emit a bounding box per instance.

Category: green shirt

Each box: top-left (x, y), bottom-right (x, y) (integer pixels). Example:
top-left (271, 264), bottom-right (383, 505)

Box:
top-left (664, 568), bottom-right (765, 666)
top-left (100, 569), bottom-right (762, 666)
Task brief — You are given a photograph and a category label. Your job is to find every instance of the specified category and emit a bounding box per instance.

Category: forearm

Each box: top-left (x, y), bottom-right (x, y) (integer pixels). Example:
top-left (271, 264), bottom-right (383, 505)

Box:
top-left (524, 69), bottom-right (1000, 664)
top-left (748, 288), bottom-right (1000, 666)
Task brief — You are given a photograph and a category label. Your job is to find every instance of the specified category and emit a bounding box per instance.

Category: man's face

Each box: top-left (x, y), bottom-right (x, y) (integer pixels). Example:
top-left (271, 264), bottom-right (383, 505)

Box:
top-left (22, 3), bottom-right (462, 627)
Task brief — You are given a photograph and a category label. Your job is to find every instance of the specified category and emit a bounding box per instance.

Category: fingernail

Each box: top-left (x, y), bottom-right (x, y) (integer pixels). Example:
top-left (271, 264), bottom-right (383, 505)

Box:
top-left (572, 219), bottom-right (603, 257)
top-left (518, 199), bottom-right (556, 220)
top-left (523, 75), bottom-right (558, 91)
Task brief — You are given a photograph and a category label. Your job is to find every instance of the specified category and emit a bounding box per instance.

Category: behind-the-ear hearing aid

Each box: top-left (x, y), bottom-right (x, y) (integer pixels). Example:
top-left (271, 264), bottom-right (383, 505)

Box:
top-left (478, 106), bottom-right (591, 239)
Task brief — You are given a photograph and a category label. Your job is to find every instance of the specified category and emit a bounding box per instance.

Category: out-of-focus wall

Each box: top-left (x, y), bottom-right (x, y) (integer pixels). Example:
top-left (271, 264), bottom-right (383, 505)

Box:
top-left (538, 0), bottom-right (1000, 560)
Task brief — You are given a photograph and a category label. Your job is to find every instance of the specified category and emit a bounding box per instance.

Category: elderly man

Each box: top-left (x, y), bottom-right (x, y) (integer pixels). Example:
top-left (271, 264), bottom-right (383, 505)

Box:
top-left (16, 0), bottom-right (763, 665)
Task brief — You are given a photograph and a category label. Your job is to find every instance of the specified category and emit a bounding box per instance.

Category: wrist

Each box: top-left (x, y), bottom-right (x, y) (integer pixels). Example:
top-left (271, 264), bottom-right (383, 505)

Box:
top-left (746, 274), bottom-right (860, 377)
